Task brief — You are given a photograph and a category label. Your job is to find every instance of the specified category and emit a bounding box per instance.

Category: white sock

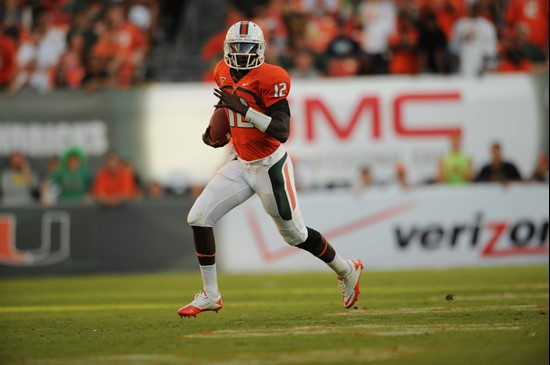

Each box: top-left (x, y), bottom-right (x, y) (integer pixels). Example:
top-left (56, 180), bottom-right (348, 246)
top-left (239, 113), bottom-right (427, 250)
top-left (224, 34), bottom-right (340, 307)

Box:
top-left (200, 264), bottom-right (219, 297)
top-left (327, 254), bottom-right (352, 277)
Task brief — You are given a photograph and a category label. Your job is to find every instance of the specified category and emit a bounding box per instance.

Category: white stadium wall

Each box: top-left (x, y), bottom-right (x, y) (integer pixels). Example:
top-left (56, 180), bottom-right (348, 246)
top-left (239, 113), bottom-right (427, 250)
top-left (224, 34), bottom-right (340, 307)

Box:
top-left (142, 74), bottom-right (543, 185)
top-left (215, 185), bottom-right (549, 272)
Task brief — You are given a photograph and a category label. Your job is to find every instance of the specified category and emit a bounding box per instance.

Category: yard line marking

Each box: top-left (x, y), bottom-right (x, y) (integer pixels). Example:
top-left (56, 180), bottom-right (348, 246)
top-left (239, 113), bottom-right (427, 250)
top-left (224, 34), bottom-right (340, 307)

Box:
top-left (327, 304), bottom-right (547, 316)
top-left (0, 303), bottom-right (172, 313)
top-left (21, 354), bottom-right (187, 365)
top-left (180, 323), bottom-right (523, 339)
top-left (0, 302), bottom-right (547, 314)
top-left (21, 348), bottom-right (421, 365)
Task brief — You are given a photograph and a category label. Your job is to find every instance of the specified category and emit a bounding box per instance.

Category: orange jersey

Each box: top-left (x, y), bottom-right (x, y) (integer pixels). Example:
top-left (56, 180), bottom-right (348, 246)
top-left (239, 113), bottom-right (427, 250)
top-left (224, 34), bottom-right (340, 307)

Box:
top-left (213, 60), bottom-right (290, 161)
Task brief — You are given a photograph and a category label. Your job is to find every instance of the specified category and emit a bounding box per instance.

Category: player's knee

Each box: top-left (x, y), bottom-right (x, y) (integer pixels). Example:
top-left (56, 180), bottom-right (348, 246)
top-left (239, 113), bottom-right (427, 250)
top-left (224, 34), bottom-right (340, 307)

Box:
top-left (280, 226), bottom-right (308, 246)
top-left (187, 207), bottom-right (210, 227)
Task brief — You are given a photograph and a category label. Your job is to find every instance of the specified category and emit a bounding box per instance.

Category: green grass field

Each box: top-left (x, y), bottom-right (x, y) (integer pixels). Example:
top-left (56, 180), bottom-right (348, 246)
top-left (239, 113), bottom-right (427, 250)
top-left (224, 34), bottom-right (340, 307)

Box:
top-left (0, 265), bottom-right (548, 365)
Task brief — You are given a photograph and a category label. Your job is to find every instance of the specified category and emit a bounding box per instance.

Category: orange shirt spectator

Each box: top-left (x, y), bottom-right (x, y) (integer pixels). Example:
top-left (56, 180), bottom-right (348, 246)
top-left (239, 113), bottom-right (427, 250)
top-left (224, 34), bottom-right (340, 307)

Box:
top-left (113, 22), bottom-right (145, 88)
top-left (107, 5), bottom-right (145, 88)
top-left (59, 33), bottom-right (86, 88)
top-left (389, 14), bottom-right (420, 74)
top-left (92, 21), bottom-right (115, 60)
top-left (305, 14), bottom-right (338, 53)
top-left (93, 153), bottom-right (136, 206)
top-left (0, 33), bottom-right (17, 86)
top-left (113, 22), bottom-right (145, 59)
top-left (505, 0), bottom-right (548, 50)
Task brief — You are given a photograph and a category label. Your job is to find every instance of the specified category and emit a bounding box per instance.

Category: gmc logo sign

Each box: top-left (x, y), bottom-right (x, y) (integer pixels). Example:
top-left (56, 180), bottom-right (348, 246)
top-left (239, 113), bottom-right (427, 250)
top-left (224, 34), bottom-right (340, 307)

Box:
top-left (290, 92), bottom-right (462, 141)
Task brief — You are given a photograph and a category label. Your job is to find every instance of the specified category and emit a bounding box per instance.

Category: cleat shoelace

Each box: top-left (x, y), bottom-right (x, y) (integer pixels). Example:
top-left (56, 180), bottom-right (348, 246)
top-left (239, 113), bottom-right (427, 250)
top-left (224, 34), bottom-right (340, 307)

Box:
top-left (338, 279), bottom-right (353, 297)
top-left (189, 292), bottom-right (211, 307)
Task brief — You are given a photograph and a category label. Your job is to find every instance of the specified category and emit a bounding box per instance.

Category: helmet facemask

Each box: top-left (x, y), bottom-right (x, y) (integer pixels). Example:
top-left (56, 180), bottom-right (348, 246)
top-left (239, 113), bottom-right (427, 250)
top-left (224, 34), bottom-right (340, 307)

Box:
top-left (224, 40), bottom-right (266, 70)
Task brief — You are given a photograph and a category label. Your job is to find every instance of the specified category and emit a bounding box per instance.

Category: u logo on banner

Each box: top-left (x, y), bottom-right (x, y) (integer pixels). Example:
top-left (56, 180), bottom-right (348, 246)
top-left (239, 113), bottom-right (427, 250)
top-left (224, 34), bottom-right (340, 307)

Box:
top-left (0, 212), bottom-right (71, 267)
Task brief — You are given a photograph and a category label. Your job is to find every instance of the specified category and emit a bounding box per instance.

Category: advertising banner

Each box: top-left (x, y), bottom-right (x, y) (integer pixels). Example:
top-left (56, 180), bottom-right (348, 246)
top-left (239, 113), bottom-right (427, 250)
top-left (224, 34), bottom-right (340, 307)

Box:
top-left (0, 90), bottom-right (145, 173)
top-left (286, 74), bottom-right (540, 185)
top-left (0, 199), bottom-right (196, 276)
top-left (143, 74), bottom-right (542, 185)
top-left (216, 184), bottom-right (549, 272)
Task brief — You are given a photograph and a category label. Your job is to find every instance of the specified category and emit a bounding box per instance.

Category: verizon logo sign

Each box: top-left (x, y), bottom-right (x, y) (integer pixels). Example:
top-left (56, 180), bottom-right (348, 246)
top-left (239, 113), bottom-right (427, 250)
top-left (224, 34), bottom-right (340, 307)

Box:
top-left (395, 213), bottom-right (549, 257)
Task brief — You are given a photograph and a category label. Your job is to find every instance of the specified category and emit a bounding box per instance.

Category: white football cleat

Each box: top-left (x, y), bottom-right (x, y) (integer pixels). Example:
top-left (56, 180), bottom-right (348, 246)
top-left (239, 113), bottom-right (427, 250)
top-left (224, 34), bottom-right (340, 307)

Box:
top-left (178, 290), bottom-right (223, 317)
top-left (338, 259), bottom-right (364, 308)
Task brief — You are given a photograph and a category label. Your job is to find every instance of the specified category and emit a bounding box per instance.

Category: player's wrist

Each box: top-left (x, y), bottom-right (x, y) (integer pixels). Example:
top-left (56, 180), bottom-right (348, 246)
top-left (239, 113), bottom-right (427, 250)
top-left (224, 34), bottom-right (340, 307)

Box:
top-left (245, 107), bottom-right (272, 132)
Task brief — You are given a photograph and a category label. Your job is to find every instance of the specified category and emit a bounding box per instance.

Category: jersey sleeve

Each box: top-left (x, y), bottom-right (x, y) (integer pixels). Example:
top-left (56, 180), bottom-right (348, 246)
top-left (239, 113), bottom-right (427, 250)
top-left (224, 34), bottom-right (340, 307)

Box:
top-left (212, 60), bottom-right (226, 87)
top-left (259, 65), bottom-right (291, 108)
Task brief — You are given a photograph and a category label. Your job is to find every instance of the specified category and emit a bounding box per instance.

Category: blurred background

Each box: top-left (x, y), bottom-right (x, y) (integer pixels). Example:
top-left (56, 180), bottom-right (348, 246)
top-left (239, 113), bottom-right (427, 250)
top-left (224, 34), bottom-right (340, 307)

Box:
top-left (0, 0), bottom-right (548, 276)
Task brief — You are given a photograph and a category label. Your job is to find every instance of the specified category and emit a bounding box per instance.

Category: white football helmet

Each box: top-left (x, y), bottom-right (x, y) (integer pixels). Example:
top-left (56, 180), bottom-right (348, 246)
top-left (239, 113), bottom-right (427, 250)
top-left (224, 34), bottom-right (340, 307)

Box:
top-left (224, 21), bottom-right (266, 70)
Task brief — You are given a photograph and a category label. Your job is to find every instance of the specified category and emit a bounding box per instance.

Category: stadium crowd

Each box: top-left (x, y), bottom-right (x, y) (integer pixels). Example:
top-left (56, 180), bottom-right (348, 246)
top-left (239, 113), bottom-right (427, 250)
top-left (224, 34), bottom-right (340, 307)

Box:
top-left (201, 0), bottom-right (548, 80)
top-left (0, 138), bottom-right (548, 206)
top-left (0, 0), bottom-right (157, 93)
top-left (0, 0), bottom-right (548, 92)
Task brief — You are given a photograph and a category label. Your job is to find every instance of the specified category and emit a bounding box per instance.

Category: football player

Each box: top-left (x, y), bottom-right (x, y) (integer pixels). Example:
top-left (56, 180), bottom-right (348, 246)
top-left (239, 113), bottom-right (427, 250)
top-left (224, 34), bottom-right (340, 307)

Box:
top-left (178, 21), bottom-right (363, 317)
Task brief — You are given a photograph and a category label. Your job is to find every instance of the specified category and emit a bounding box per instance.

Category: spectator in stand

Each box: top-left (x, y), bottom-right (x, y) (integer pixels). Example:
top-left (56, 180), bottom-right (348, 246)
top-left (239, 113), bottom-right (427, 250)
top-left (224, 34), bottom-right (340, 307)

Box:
top-left (0, 0), bottom-right (23, 33)
top-left (9, 13), bottom-right (66, 94)
top-left (65, 9), bottom-right (96, 55)
top-left (449, 2), bottom-right (498, 76)
top-left (475, 142), bottom-right (522, 183)
top-left (0, 25), bottom-right (17, 86)
top-left (47, 146), bottom-right (93, 203)
top-left (417, 9), bottom-right (449, 73)
top-left (352, 165), bottom-right (375, 194)
top-left (107, 4), bottom-right (145, 88)
top-left (82, 19), bottom-right (114, 90)
top-left (417, 0), bottom-right (467, 39)
top-left (530, 153), bottom-right (548, 182)
top-left (1, 151), bottom-right (37, 205)
top-left (498, 35), bottom-right (533, 73)
top-left (388, 10), bottom-right (420, 75)
top-left (505, 0), bottom-right (548, 54)
top-left (58, 32), bottom-right (86, 88)
top-left (8, 26), bottom-right (43, 94)
top-left (253, 1), bottom-right (287, 54)
top-left (300, 0), bottom-right (342, 14)
top-left (395, 162), bottom-right (409, 189)
top-left (146, 180), bottom-right (165, 199)
top-left (289, 48), bottom-right (322, 78)
top-left (303, 0), bottom-right (338, 55)
top-left (45, 156), bottom-right (59, 177)
top-left (357, 0), bottom-right (396, 74)
top-left (504, 23), bottom-right (547, 67)
top-left (437, 133), bottom-right (473, 184)
top-left (325, 18), bottom-right (363, 77)
top-left (93, 151), bottom-right (136, 207)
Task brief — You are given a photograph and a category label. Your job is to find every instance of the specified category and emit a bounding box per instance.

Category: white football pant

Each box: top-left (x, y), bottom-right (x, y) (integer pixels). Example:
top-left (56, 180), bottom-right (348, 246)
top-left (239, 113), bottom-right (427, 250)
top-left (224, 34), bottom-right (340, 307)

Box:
top-left (187, 145), bottom-right (308, 245)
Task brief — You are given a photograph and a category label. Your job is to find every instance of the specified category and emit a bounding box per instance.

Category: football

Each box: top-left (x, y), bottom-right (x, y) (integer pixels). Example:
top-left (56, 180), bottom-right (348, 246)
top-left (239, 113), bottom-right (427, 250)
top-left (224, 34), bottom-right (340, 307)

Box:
top-left (209, 107), bottom-right (231, 143)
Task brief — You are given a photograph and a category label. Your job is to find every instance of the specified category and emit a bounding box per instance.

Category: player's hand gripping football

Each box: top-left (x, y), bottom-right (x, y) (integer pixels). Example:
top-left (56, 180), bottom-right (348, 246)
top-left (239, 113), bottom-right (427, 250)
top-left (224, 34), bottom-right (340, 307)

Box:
top-left (213, 88), bottom-right (249, 115)
top-left (202, 126), bottom-right (228, 148)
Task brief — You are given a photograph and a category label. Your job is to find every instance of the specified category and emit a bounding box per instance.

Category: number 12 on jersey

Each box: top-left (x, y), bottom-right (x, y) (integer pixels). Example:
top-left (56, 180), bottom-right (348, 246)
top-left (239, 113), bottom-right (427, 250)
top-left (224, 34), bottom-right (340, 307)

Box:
top-left (227, 109), bottom-right (254, 128)
top-left (274, 82), bottom-right (287, 97)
